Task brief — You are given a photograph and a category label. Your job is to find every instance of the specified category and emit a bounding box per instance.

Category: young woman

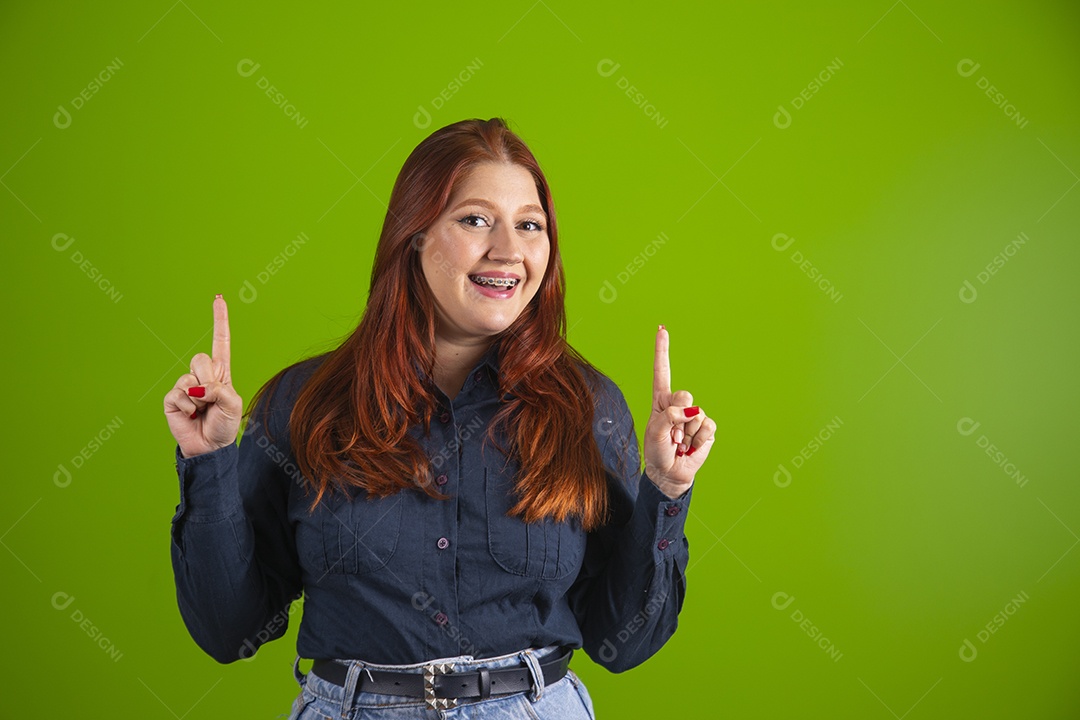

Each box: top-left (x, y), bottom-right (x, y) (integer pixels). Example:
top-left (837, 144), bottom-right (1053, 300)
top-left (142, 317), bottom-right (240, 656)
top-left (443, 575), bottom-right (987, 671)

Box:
top-left (163, 117), bottom-right (716, 719)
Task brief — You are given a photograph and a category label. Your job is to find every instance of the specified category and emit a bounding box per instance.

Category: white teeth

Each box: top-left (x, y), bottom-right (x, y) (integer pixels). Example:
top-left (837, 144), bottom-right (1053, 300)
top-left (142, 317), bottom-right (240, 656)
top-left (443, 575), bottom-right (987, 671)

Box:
top-left (470, 275), bottom-right (518, 288)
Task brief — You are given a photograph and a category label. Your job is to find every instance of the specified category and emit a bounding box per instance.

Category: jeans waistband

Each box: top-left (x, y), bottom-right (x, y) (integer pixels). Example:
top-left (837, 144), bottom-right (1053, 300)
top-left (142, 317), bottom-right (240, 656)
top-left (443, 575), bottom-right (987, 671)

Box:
top-left (294, 644), bottom-right (565, 708)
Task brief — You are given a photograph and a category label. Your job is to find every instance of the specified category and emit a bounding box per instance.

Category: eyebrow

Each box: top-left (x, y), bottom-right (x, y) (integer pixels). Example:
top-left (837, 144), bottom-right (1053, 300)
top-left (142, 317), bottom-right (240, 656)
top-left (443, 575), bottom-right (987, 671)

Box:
top-left (449, 198), bottom-right (547, 217)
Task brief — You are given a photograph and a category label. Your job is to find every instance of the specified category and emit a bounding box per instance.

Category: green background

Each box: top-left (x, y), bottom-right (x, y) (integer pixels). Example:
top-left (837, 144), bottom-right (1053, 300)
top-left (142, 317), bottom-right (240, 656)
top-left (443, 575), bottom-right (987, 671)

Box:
top-left (3, 1), bottom-right (1078, 717)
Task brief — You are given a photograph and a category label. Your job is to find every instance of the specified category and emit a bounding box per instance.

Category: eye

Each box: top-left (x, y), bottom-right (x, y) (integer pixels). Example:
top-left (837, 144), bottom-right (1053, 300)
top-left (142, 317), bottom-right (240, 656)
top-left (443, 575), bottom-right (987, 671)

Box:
top-left (457, 214), bottom-right (489, 228)
top-left (456, 214), bottom-right (546, 232)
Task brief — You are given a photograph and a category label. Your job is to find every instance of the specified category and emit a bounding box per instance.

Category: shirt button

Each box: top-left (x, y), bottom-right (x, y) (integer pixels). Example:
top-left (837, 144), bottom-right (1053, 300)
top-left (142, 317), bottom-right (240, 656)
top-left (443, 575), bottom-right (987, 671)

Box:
top-left (657, 538), bottom-right (670, 551)
top-left (439, 411), bottom-right (451, 424)
top-left (435, 474), bottom-right (448, 486)
top-left (434, 612), bottom-right (448, 626)
top-left (437, 537), bottom-right (450, 550)
top-left (665, 505), bottom-right (681, 517)
top-left (473, 370), bottom-right (483, 382)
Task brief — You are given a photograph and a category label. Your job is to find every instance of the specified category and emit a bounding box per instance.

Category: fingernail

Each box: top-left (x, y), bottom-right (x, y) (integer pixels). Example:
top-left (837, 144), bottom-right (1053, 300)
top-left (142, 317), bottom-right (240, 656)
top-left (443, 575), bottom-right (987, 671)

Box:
top-left (683, 406), bottom-right (700, 418)
top-left (190, 410), bottom-right (198, 419)
top-left (215, 294), bottom-right (222, 299)
top-left (675, 448), bottom-right (684, 457)
top-left (686, 445), bottom-right (697, 456)
top-left (659, 324), bottom-right (665, 330)
top-left (187, 386), bottom-right (206, 398)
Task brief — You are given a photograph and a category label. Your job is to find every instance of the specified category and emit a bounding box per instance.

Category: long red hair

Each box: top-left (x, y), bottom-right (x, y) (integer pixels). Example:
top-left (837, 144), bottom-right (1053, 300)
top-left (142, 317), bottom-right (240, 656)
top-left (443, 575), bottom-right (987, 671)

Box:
top-left (244, 117), bottom-right (614, 530)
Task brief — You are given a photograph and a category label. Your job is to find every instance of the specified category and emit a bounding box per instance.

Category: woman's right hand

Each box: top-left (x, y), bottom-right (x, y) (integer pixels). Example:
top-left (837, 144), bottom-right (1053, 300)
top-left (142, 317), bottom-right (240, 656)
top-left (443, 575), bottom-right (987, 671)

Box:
top-left (164, 294), bottom-right (245, 459)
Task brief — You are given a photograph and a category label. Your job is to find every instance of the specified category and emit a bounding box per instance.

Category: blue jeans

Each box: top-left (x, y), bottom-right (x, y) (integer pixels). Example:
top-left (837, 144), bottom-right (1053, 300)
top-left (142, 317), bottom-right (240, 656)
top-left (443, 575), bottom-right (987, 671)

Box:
top-left (286, 644), bottom-right (596, 719)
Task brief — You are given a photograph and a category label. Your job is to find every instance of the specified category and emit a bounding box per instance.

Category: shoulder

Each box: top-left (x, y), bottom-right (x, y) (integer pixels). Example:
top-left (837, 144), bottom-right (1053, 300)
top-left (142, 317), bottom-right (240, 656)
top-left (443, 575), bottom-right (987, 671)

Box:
top-left (574, 359), bottom-right (632, 424)
top-left (572, 358), bottom-right (638, 473)
top-left (264, 353), bottom-right (329, 405)
top-left (282, 352), bottom-right (330, 394)
top-left (246, 352), bottom-right (331, 441)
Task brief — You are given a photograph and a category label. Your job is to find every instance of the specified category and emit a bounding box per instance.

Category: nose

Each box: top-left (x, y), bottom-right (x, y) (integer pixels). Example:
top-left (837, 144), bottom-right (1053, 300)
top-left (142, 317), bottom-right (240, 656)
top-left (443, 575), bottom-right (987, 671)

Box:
top-left (487, 222), bottom-right (524, 266)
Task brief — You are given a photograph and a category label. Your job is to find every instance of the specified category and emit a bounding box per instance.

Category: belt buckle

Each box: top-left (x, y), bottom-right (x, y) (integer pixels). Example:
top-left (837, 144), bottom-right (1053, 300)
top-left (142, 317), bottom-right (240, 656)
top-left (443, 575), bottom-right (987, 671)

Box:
top-left (423, 661), bottom-right (457, 710)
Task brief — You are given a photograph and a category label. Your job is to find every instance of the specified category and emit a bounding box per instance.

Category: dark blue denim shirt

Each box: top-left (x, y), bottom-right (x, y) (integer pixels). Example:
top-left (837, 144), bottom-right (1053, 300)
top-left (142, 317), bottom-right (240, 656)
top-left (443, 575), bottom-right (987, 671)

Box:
top-left (170, 344), bottom-right (692, 671)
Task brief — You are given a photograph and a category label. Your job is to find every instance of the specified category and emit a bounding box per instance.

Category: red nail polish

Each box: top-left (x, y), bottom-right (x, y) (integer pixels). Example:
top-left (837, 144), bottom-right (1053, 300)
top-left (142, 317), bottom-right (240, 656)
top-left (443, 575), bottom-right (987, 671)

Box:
top-left (190, 410), bottom-right (198, 419)
top-left (659, 324), bottom-right (665, 330)
top-left (686, 445), bottom-right (697, 456)
top-left (187, 386), bottom-right (205, 398)
top-left (675, 449), bottom-right (684, 457)
top-left (683, 406), bottom-right (700, 418)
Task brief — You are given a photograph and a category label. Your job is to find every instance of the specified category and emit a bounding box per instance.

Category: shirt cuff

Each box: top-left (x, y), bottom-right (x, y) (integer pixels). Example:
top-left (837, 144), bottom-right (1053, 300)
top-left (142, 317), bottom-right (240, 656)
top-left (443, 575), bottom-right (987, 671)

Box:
top-left (628, 469), bottom-right (693, 562)
top-left (174, 442), bottom-right (242, 521)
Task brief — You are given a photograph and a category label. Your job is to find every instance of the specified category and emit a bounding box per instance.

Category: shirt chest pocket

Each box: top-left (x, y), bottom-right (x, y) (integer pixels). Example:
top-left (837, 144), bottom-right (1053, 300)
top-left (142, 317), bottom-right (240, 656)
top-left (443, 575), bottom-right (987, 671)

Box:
top-left (317, 489), bottom-right (403, 575)
top-left (485, 464), bottom-right (586, 580)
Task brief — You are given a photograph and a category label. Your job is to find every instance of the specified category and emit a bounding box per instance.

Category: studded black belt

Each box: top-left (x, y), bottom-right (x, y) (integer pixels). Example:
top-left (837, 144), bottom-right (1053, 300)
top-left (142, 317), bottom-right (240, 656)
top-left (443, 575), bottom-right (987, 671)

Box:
top-left (309, 646), bottom-right (574, 710)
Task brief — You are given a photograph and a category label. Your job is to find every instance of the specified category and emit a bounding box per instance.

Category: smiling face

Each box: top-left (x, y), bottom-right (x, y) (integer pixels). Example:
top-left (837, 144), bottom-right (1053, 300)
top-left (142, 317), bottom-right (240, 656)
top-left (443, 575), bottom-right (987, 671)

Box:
top-left (418, 161), bottom-right (551, 344)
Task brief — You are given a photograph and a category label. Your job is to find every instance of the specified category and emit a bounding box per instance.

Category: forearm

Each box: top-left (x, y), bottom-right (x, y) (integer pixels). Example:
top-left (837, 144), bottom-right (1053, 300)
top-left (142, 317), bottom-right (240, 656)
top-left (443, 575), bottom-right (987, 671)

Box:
top-left (170, 442), bottom-right (297, 663)
top-left (577, 470), bottom-right (691, 672)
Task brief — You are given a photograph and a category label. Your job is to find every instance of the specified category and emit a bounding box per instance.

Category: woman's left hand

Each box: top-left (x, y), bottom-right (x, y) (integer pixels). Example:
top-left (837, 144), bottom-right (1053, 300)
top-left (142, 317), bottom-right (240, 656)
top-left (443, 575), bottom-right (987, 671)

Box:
top-left (643, 325), bottom-right (717, 499)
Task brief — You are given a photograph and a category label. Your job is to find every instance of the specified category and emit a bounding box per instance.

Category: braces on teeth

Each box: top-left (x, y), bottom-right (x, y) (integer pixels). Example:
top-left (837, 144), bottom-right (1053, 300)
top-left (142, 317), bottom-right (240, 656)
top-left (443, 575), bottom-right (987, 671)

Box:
top-left (471, 276), bottom-right (518, 288)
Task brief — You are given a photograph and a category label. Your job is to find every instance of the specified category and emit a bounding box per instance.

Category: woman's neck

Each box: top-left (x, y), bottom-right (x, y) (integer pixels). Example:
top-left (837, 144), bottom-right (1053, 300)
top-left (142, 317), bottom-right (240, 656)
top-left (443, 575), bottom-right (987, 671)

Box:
top-left (431, 335), bottom-right (493, 401)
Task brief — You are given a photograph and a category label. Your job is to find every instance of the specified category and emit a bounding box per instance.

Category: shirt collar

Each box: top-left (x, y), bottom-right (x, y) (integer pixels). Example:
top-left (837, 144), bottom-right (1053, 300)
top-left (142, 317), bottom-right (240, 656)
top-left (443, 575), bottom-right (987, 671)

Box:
top-left (414, 340), bottom-right (501, 383)
top-left (477, 341), bottom-right (501, 375)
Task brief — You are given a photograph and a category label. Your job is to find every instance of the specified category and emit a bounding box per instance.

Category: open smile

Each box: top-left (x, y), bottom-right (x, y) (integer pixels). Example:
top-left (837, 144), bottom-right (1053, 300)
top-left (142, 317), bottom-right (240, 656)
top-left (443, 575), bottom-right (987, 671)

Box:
top-left (468, 275), bottom-right (519, 288)
top-left (468, 275), bottom-right (519, 298)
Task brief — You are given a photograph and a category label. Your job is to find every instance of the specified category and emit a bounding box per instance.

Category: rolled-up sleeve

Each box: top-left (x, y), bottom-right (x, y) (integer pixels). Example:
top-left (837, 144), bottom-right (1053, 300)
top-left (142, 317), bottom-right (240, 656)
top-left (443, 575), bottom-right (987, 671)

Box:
top-left (170, 378), bottom-right (303, 663)
top-left (567, 376), bottom-right (692, 673)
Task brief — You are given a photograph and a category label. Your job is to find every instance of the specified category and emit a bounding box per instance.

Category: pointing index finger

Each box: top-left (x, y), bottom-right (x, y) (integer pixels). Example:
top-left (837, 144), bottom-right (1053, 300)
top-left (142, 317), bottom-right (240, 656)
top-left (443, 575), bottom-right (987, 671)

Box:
top-left (653, 324), bottom-right (670, 401)
top-left (213, 294), bottom-right (231, 379)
